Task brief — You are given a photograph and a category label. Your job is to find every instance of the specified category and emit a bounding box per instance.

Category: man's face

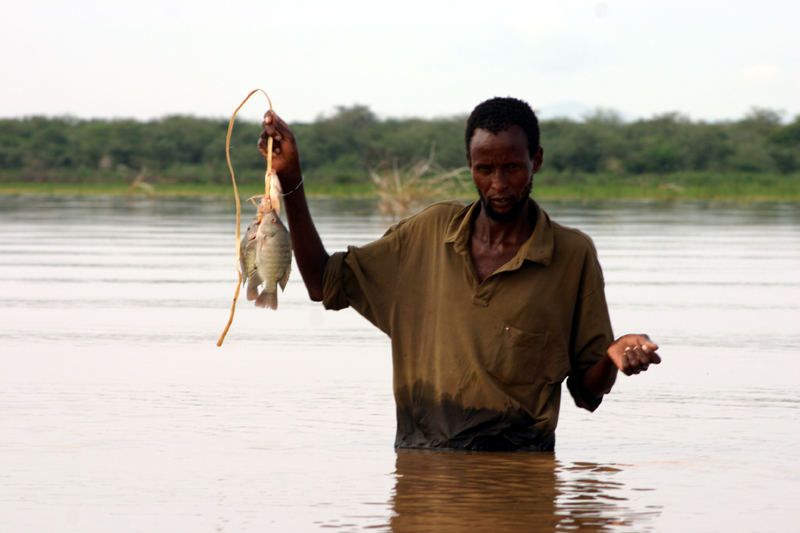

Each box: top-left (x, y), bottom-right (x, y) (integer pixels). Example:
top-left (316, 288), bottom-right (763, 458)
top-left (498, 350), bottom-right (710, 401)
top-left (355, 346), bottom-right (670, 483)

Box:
top-left (468, 126), bottom-right (542, 222)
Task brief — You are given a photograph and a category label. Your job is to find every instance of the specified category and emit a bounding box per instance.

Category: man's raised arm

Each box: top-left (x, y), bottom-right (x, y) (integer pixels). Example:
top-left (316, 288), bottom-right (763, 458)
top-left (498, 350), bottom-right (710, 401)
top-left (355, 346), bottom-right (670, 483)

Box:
top-left (258, 110), bottom-right (329, 301)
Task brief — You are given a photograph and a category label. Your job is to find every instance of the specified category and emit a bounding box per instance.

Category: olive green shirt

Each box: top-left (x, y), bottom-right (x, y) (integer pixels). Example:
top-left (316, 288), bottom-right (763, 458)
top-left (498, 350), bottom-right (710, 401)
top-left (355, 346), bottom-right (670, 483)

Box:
top-left (322, 199), bottom-right (613, 451)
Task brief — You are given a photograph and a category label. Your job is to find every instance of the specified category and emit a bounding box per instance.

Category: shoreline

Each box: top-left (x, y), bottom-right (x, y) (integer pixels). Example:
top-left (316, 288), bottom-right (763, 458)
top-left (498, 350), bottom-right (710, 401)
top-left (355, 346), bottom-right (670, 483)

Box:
top-left (0, 180), bottom-right (797, 202)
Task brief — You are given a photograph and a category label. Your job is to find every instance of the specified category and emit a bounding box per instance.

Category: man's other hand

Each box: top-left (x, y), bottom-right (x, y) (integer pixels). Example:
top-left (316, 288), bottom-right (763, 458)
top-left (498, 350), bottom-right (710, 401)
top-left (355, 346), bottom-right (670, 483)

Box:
top-left (607, 334), bottom-right (661, 375)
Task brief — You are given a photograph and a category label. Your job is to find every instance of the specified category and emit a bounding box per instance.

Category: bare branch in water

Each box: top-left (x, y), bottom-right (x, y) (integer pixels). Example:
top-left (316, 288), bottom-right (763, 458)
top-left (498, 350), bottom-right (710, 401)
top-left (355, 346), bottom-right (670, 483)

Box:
top-left (126, 166), bottom-right (155, 196)
top-left (371, 145), bottom-right (469, 219)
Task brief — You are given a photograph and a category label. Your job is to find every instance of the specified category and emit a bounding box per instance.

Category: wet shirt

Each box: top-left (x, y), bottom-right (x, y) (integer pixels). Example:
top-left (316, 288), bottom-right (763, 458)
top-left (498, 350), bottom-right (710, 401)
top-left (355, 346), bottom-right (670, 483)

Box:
top-left (322, 199), bottom-right (613, 451)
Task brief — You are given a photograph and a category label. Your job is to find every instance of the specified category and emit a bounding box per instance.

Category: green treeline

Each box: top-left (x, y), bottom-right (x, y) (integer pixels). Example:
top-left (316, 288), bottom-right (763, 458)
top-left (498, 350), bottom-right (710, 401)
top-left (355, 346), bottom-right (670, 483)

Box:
top-left (1, 106), bottom-right (799, 195)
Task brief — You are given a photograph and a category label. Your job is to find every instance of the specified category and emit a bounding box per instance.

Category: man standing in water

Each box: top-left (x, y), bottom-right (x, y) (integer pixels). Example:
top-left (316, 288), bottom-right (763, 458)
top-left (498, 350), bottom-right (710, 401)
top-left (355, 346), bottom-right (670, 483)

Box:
top-left (259, 97), bottom-right (660, 451)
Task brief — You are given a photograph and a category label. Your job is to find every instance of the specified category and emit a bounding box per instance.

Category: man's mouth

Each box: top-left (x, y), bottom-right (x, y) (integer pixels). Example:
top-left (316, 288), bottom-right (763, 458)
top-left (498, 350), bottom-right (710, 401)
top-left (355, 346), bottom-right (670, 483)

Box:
top-left (489, 197), bottom-right (514, 209)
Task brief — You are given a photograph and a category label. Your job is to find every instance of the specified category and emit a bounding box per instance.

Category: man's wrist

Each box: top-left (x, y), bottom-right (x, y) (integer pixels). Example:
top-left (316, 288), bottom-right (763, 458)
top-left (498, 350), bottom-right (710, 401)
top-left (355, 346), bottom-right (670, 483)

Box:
top-left (282, 176), bottom-right (304, 197)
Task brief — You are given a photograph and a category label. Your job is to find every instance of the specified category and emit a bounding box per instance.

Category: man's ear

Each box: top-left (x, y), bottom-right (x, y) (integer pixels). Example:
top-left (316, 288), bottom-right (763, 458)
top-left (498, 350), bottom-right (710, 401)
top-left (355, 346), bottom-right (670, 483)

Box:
top-left (532, 147), bottom-right (544, 173)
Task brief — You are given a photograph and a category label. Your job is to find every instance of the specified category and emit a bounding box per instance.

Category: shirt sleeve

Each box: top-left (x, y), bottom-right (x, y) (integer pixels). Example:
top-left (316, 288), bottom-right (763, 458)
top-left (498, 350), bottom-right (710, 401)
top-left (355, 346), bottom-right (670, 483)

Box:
top-left (321, 222), bottom-right (406, 336)
top-left (565, 240), bottom-right (614, 412)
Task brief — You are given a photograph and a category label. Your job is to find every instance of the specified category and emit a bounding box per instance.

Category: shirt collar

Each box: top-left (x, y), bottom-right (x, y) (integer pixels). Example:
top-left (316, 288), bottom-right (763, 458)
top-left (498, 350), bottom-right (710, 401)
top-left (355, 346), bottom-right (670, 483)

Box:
top-left (444, 198), bottom-right (554, 266)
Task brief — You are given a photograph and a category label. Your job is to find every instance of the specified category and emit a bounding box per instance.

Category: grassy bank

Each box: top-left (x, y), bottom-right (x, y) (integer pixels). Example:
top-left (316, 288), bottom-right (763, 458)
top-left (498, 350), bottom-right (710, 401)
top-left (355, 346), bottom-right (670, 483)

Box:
top-left (1, 171), bottom-right (798, 202)
top-left (531, 171), bottom-right (800, 201)
top-left (0, 180), bottom-right (376, 198)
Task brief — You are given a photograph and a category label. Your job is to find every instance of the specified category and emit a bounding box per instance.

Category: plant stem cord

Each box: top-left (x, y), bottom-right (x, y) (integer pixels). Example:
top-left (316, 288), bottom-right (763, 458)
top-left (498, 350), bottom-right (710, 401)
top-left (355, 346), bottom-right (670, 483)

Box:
top-left (217, 89), bottom-right (274, 347)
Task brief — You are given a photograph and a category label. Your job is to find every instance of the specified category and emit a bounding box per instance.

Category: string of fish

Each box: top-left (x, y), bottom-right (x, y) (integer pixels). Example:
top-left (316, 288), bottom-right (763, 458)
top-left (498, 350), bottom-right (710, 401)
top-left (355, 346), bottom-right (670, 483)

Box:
top-left (217, 89), bottom-right (292, 347)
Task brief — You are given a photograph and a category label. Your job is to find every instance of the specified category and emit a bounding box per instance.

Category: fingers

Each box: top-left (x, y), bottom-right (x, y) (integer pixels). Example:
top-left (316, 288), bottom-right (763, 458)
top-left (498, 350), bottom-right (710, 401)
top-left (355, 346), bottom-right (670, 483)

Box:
top-left (622, 346), bottom-right (644, 375)
top-left (259, 111), bottom-right (296, 159)
top-left (630, 333), bottom-right (658, 351)
top-left (258, 129), bottom-right (283, 160)
top-left (257, 111), bottom-right (303, 183)
top-left (621, 342), bottom-right (661, 376)
top-left (262, 112), bottom-right (282, 141)
top-left (262, 110), bottom-right (291, 141)
top-left (258, 133), bottom-right (283, 157)
top-left (257, 132), bottom-right (274, 158)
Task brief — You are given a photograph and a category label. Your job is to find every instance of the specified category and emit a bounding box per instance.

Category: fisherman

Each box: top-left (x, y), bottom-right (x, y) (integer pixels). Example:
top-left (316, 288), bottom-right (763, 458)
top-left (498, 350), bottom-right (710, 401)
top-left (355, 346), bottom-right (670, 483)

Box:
top-left (259, 97), bottom-right (661, 451)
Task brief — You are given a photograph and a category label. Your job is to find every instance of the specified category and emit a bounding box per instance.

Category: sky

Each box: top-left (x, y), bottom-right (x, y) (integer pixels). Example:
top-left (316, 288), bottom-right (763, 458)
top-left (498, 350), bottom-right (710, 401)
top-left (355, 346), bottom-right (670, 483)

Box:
top-left (1, 0), bottom-right (798, 124)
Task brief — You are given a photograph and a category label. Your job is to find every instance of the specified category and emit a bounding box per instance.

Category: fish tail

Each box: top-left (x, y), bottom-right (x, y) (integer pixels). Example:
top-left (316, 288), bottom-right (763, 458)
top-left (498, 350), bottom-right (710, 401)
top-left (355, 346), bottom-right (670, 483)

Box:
top-left (254, 291), bottom-right (267, 308)
top-left (255, 290), bottom-right (278, 310)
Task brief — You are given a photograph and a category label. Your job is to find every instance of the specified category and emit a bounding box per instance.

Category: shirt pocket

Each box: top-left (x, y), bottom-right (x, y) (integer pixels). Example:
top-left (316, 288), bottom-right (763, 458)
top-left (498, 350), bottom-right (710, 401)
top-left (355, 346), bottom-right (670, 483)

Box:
top-left (486, 324), bottom-right (562, 387)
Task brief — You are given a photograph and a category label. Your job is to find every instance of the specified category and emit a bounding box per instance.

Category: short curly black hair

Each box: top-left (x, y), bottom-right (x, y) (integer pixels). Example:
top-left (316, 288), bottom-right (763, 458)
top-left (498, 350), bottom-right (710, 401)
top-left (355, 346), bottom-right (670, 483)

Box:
top-left (465, 97), bottom-right (540, 161)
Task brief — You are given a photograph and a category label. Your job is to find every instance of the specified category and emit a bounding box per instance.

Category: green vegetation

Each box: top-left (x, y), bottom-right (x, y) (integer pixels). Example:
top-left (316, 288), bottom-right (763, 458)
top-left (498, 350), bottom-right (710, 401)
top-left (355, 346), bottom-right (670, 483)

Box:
top-left (1, 106), bottom-right (799, 201)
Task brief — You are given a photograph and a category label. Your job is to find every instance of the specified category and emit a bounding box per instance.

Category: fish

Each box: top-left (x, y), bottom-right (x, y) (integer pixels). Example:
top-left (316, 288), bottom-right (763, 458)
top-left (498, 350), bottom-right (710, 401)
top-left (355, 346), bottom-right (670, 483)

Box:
top-left (239, 218), bottom-right (263, 302)
top-left (239, 171), bottom-right (292, 309)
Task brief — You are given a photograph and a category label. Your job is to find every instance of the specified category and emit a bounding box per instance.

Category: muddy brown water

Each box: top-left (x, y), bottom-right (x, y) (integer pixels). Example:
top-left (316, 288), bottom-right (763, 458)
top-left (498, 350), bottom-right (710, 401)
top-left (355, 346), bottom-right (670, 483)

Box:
top-left (1, 195), bottom-right (798, 532)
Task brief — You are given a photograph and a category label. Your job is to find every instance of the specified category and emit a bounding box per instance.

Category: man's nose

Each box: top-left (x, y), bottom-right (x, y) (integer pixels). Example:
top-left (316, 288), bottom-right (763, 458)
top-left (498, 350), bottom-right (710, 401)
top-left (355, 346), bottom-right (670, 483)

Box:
top-left (490, 170), bottom-right (510, 191)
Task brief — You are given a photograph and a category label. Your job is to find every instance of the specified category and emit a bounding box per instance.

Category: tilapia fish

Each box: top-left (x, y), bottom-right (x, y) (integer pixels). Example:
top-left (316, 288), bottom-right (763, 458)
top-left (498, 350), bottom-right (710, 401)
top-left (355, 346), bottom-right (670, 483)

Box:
top-left (240, 199), bottom-right (291, 310)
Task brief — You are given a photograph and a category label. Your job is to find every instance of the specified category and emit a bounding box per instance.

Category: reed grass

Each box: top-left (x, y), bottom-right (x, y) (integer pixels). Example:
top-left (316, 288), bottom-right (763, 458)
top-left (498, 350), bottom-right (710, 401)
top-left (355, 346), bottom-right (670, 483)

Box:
top-left (369, 150), bottom-right (470, 218)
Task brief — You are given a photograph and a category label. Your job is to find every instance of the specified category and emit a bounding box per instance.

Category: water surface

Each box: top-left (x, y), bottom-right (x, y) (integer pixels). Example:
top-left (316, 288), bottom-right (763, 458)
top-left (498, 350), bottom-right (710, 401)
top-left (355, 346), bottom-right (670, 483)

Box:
top-left (1, 195), bottom-right (798, 532)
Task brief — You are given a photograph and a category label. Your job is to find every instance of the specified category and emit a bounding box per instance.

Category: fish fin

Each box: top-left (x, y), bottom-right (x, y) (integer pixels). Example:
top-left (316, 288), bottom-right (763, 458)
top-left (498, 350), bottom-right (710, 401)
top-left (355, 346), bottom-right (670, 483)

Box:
top-left (245, 270), bottom-right (263, 300)
top-left (246, 281), bottom-right (260, 301)
top-left (256, 290), bottom-right (278, 310)
top-left (278, 263), bottom-right (291, 291)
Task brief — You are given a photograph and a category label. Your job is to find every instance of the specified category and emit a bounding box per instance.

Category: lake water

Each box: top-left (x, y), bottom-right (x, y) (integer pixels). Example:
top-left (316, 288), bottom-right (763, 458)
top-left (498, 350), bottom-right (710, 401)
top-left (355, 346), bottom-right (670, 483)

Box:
top-left (0, 194), bottom-right (798, 532)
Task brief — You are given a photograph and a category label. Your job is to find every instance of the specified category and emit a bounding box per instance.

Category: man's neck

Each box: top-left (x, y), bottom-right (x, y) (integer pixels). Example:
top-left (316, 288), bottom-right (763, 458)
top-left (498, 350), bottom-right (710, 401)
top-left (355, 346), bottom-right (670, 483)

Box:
top-left (472, 200), bottom-right (534, 247)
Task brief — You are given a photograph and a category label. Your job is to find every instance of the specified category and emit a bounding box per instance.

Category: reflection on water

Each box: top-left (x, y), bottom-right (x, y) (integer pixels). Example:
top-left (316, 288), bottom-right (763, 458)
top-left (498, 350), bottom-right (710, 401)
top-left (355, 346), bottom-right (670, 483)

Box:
top-left (0, 195), bottom-right (799, 532)
top-left (391, 450), bottom-right (658, 533)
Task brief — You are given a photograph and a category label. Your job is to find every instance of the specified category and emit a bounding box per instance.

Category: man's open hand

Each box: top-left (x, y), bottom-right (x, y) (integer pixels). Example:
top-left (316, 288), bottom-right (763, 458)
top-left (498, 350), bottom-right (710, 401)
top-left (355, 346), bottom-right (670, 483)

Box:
top-left (607, 334), bottom-right (661, 375)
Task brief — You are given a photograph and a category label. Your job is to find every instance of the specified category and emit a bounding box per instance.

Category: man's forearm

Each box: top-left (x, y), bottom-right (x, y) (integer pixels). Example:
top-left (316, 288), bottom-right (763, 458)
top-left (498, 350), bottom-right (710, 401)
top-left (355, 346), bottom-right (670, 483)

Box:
top-left (581, 354), bottom-right (618, 401)
top-left (259, 110), bottom-right (330, 302)
top-left (283, 184), bottom-right (329, 301)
